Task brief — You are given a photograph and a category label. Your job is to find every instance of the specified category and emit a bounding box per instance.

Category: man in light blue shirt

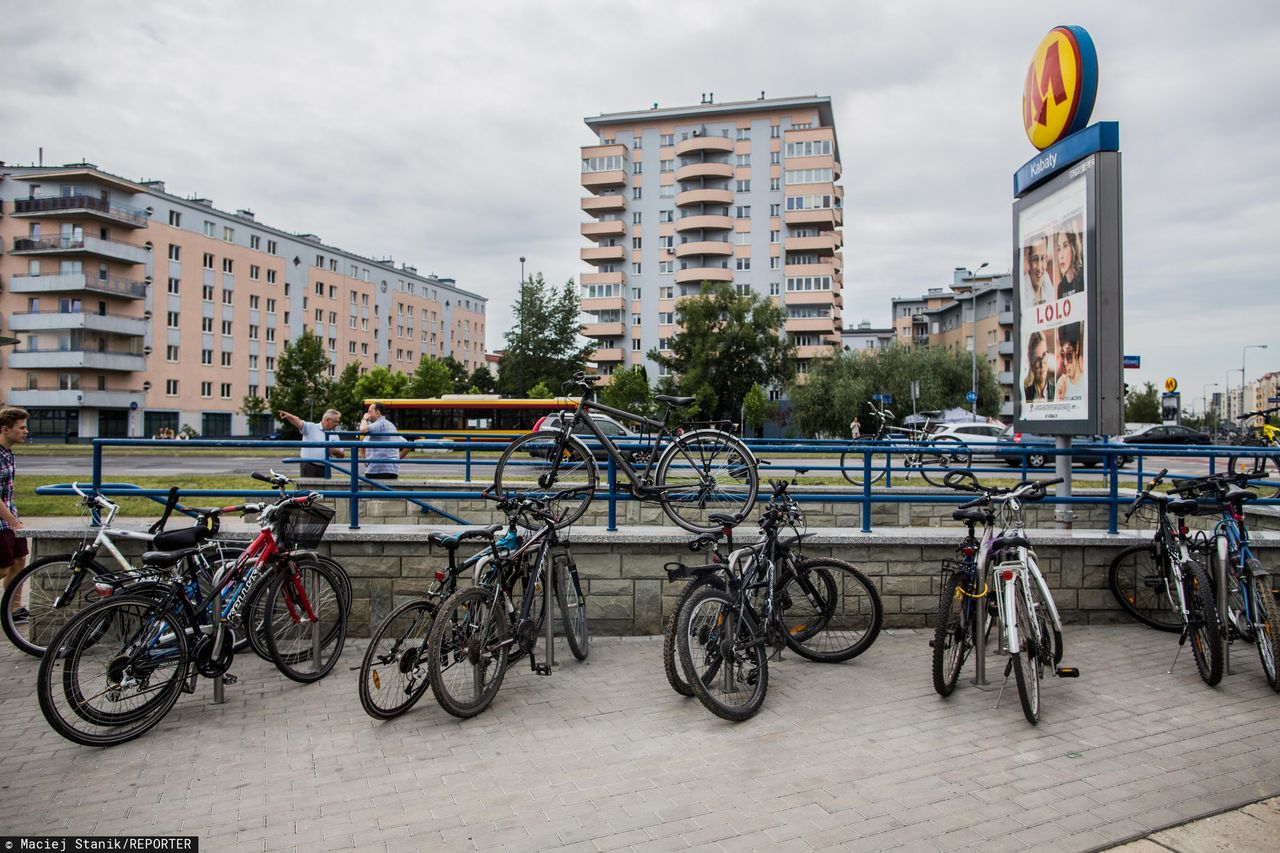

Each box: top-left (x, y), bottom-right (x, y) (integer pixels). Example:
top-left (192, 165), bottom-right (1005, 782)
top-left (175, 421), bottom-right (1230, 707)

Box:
top-left (277, 408), bottom-right (345, 478)
top-left (358, 402), bottom-right (409, 480)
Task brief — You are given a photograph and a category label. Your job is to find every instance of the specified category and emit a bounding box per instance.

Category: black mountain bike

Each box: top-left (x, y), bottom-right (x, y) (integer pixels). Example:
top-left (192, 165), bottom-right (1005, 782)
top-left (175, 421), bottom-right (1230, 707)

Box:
top-left (841, 398), bottom-right (971, 488)
top-left (492, 372), bottom-right (759, 533)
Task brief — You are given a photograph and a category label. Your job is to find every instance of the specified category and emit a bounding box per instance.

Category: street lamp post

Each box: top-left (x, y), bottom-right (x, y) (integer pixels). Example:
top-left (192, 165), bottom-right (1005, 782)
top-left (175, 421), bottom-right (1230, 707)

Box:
top-left (1242, 344), bottom-right (1268, 425)
top-left (518, 256), bottom-right (527, 392)
top-left (968, 262), bottom-right (989, 419)
top-left (1203, 382), bottom-right (1219, 433)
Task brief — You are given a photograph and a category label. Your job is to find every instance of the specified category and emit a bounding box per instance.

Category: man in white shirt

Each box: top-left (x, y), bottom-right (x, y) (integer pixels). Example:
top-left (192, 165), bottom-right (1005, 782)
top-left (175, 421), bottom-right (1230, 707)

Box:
top-left (1022, 236), bottom-right (1054, 305)
top-left (277, 408), bottom-right (345, 478)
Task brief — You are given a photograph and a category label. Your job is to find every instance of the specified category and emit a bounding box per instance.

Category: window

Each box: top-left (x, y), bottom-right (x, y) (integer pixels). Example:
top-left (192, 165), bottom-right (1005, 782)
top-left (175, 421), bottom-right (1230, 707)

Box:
top-left (659, 261), bottom-right (673, 274)
top-left (770, 203), bottom-right (780, 216)
top-left (784, 139), bottom-right (832, 157)
top-left (165, 379), bottom-right (178, 396)
top-left (265, 356), bottom-right (275, 371)
top-left (632, 162), bottom-right (642, 175)
top-left (201, 284), bottom-right (214, 301)
top-left (222, 226), bottom-right (234, 242)
top-left (349, 341), bottom-right (357, 354)
top-left (735, 283), bottom-right (751, 296)
top-left (632, 212), bottom-right (642, 224)
top-left (168, 244), bottom-right (180, 261)
top-left (736, 258), bottom-right (751, 271)
top-left (736, 232), bottom-right (751, 245)
top-left (770, 282), bottom-right (780, 296)
top-left (736, 128), bottom-right (750, 140)
top-left (167, 277), bottom-right (180, 294)
top-left (249, 295), bottom-right (259, 310)
top-left (166, 311), bottom-right (180, 328)
top-left (168, 210), bottom-right (181, 227)
top-left (221, 320), bottom-right (233, 336)
top-left (222, 289), bottom-right (233, 305)
top-left (250, 235), bottom-right (260, 250)
top-left (201, 317), bottom-right (213, 332)
top-left (770, 178), bottom-right (780, 191)
top-left (632, 262), bottom-right (642, 274)
top-left (315, 308), bottom-right (323, 323)
top-left (736, 180), bottom-right (751, 193)
top-left (770, 152), bottom-right (780, 165)
top-left (632, 313), bottom-right (641, 326)
top-left (632, 339), bottom-right (642, 351)
top-left (784, 168), bottom-right (834, 185)
top-left (770, 257), bottom-right (781, 270)
top-left (166, 345), bottom-right (179, 362)
top-left (660, 159), bottom-right (674, 172)
top-left (265, 328), bottom-right (275, 342)
top-left (659, 210), bottom-right (673, 223)
top-left (785, 276), bottom-right (833, 292)
top-left (658, 312), bottom-right (674, 325)
top-left (221, 352), bottom-right (232, 367)
top-left (632, 187), bottom-right (642, 200)
top-left (736, 206), bottom-right (751, 219)
top-left (785, 194), bottom-right (838, 211)
top-left (249, 354), bottom-right (258, 369)
top-left (632, 237), bottom-right (642, 249)
top-left (770, 124), bottom-right (780, 138)
top-left (200, 381), bottom-right (212, 398)
top-left (266, 269), bottom-right (277, 284)
top-left (201, 349), bottom-right (213, 365)
top-left (265, 298), bottom-right (275, 313)
top-left (203, 221), bottom-right (215, 237)
top-left (314, 254), bottom-right (324, 268)
top-left (769, 230), bottom-right (780, 243)
top-left (659, 286), bottom-right (674, 299)
top-left (736, 154), bottom-right (751, 166)
top-left (631, 287), bottom-right (642, 299)
top-left (267, 239), bottom-right (277, 254)
top-left (660, 133), bottom-right (674, 146)
top-left (659, 235), bottom-right (674, 250)
top-left (581, 155), bottom-right (624, 172)
top-left (329, 285), bottom-right (337, 298)
top-left (249, 265), bottom-right (260, 280)
top-left (202, 252), bottom-right (214, 269)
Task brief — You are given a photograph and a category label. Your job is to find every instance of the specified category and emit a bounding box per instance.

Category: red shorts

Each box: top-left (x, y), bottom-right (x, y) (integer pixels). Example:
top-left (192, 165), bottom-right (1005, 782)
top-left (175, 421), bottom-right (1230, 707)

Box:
top-left (0, 529), bottom-right (28, 566)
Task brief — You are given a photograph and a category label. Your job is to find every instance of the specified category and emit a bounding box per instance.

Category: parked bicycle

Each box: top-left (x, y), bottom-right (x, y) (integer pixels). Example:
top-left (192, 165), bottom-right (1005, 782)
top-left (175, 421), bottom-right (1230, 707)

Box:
top-left (936, 471), bottom-right (1077, 724)
top-left (492, 371), bottom-right (759, 533)
top-left (674, 480), bottom-right (883, 721)
top-left (1228, 406), bottom-right (1280, 498)
top-left (841, 399), bottom-right (971, 488)
top-left (1110, 469), bottom-right (1223, 686)
top-left (36, 472), bottom-right (349, 747)
top-left (426, 489), bottom-right (589, 718)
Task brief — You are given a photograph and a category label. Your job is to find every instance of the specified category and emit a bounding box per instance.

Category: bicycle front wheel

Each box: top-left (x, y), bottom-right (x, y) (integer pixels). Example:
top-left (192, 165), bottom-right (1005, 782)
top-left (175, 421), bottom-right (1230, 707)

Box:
top-left (656, 430), bottom-right (759, 533)
top-left (1227, 454), bottom-right (1280, 499)
top-left (359, 598), bottom-right (437, 720)
top-left (1250, 569), bottom-right (1280, 690)
top-left (1108, 544), bottom-right (1181, 632)
top-left (1009, 579), bottom-right (1043, 725)
top-left (553, 555), bottom-right (589, 661)
top-left (840, 441), bottom-right (885, 487)
top-left (919, 437), bottom-right (972, 488)
top-left (1181, 560), bottom-right (1223, 687)
top-left (37, 594), bottom-right (191, 747)
top-left (932, 571), bottom-right (973, 696)
top-left (263, 560), bottom-right (348, 683)
top-left (493, 431), bottom-right (598, 529)
top-left (778, 558), bottom-right (883, 662)
top-left (663, 574), bottom-right (727, 697)
top-left (677, 586), bottom-right (767, 722)
top-left (2, 554), bottom-right (115, 657)
top-left (428, 587), bottom-right (510, 718)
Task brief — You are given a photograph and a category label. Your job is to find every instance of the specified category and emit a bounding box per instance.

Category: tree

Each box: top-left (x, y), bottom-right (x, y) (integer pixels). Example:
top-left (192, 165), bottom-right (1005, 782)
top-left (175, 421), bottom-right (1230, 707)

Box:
top-left (648, 283), bottom-right (794, 423)
top-left (268, 328), bottom-right (332, 439)
top-left (499, 273), bottom-right (593, 397)
top-left (600, 365), bottom-right (655, 417)
top-left (407, 356), bottom-right (454, 399)
top-left (527, 381), bottom-right (554, 399)
top-left (239, 393), bottom-right (270, 437)
top-left (328, 361), bottom-right (365, 429)
top-left (1125, 381), bottom-right (1160, 424)
top-left (742, 383), bottom-right (769, 438)
top-left (441, 356), bottom-right (469, 391)
top-left (789, 345), bottom-right (1001, 438)
top-left (354, 366), bottom-right (410, 403)
top-left (467, 365), bottom-right (497, 394)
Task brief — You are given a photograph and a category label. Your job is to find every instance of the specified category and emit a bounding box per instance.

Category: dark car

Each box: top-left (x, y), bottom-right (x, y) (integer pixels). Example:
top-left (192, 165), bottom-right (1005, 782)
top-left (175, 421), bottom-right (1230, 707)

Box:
top-left (1121, 424), bottom-right (1212, 446)
top-left (999, 428), bottom-right (1131, 468)
top-left (527, 412), bottom-right (641, 461)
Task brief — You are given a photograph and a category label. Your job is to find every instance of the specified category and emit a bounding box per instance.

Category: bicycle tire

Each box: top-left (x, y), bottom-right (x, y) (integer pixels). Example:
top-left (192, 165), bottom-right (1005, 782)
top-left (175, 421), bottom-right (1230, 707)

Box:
top-left (359, 598), bottom-right (436, 720)
top-left (919, 437), bottom-right (972, 488)
top-left (427, 586), bottom-right (510, 718)
top-left (1250, 570), bottom-right (1280, 690)
top-left (263, 560), bottom-right (348, 683)
top-left (2, 554), bottom-right (114, 657)
top-left (779, 558), bottom-right (883, 662)
top-left (505, 560), bottom-right (546, 667)
top-left (840, 441), bottom-right (885, 487)
top-left (932, 571), bottom-right (971, 696)
top-left (492, 431), bottom-right (598, 529)
top-left (663, 574), bottom-right (726, 697)
top-left (553, 555), bottom-right (589, 662)
top-left (1227, 454), bottom-right (1280, 499)
top-left (1108, 544), bottom-right (1181, 632)
top-left (37, 594), bottom-right (191, 747)
top-left (677, 586), bottom-right (768, 722)
top-left (1009, 578), bottom-right (1042, 725)
top-left (655, 429), bottom-right (759, 533)
top-left (1181, 560), bottom-right (1223, 687)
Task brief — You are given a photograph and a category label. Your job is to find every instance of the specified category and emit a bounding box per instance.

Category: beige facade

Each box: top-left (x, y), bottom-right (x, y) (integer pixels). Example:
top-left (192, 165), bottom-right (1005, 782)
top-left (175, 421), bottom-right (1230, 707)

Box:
top-left (0, 162), bottom-right (486, 440)
top-left (580, 96), bottom-right (843, 385)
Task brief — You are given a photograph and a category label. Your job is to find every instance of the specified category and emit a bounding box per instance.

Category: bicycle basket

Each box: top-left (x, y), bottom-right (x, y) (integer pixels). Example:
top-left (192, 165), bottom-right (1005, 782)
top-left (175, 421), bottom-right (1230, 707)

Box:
top-left (276, 502), bottom-right (335, 549)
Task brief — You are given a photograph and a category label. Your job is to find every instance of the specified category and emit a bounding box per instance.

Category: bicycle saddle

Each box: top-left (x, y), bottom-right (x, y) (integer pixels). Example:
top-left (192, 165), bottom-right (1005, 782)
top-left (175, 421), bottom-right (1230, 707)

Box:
top-left (1224, 484), bottom-right (1257, 504)
top-left (655, 394), bottom-right (695, 406)
top-left (152, 524), bottom-right (213, 551)
top-left (428, 525), bottom-right (503, 551)
top-left (1167, 497), bottom-right (1199, 516)
top-left (951, 508), bottom-right (988, 524)
top-left (708, 511), bottom-right (742, 527)
top-left (140, 547), bottom-right (201, 569)
top-left (990, 534), bottom-right (1032, 552)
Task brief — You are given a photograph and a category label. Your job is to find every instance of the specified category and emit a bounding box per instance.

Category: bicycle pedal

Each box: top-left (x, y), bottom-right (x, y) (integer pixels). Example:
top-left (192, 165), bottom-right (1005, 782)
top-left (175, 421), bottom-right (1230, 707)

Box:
top-left (1055, 667), bottom-right (1079, 678)
top-left (533, 663), bottom-right (552, 677)
top-left (928, 639), bottom-right (936, 648)
top-left (221, 674), bottom-right (238, 685)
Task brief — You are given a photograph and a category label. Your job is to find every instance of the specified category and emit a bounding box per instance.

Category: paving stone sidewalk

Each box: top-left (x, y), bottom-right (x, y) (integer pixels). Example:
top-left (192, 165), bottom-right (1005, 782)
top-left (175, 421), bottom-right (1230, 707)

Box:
top-left (1, 625), bottom-right (1277, 852)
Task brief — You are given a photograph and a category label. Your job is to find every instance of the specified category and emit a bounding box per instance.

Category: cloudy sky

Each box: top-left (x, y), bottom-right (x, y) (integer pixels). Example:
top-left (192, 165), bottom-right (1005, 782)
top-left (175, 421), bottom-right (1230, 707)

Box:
top-left (4, 0), bottom-right (1277, 410)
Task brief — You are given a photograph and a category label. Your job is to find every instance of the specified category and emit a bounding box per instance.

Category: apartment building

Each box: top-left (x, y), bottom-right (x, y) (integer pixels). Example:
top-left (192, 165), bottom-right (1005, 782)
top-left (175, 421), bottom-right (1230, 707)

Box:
top-left (840, 320), bottom-right (895, 352)
top-left (579, 95), bottom-right (844, 387)
top-left (891, 268), bottom-right (1017, 420)
top-left (0, 161), bottom-right (486, 440)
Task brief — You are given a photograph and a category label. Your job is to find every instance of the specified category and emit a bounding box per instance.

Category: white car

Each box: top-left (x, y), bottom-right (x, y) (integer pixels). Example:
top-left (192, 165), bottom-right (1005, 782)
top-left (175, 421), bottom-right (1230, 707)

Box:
top-left (929, 422), bottom-right (1008, 460)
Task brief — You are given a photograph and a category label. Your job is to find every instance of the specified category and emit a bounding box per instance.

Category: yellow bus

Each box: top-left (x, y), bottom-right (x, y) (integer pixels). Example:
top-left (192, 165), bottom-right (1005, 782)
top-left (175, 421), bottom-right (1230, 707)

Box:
top-left (363, 395), bottom-right (577, 441)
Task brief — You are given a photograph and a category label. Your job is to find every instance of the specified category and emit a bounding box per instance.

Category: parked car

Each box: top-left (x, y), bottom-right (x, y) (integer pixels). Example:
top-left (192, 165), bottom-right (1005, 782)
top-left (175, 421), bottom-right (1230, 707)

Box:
top-left (1120, 424), bottom-right (1212, 446)
top-left (528, 412), bottom-right (641, 461)
top-left (999, 428), bottom-right (1131, 468)
top-left (929, 422), bottom-right (1008, 460)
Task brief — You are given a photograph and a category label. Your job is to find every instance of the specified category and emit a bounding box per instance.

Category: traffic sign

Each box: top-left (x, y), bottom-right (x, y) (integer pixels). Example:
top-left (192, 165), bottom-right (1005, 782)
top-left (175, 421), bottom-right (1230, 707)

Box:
top-left (1123, 355), bottom-right (1140, 369)
top-left (1164, 377), bottom-right (1178, 393)
top-left (965, 391), bottom-right (978, 403)
top-left (872, 393), bottom-right (893, 404)
top-left (1270, 396), bottom-right (1280, 404)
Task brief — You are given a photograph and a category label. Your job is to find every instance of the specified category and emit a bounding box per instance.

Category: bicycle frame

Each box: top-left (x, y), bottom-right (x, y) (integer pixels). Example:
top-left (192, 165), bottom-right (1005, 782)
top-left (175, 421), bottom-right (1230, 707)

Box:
top-left (1214, 509), bottom-right (1260, 626)
top-left (560, 396), bottom-right (680, 489)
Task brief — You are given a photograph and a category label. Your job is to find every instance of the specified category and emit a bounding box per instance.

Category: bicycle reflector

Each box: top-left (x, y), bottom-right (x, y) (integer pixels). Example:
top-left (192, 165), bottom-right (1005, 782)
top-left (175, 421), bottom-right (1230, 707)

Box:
top-left (961, 545), bottom-right (976, 557)
top-left (434, 570), bottom-right (447, 582)
top-left (1001, 569), bottom-right (1016, 582)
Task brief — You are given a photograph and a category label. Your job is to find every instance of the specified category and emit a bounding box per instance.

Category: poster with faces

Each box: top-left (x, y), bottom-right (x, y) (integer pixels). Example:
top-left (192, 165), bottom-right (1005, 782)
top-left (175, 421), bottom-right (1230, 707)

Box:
top-left (1017, 174), bottom-right (1087, 422)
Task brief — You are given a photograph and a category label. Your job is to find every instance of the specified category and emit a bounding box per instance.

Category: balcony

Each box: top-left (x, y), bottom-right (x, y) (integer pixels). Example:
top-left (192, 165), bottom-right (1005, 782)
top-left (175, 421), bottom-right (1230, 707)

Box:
top-left (674, 267), bottom-right (733, 285)
top-left (7, 347), bottom-right (146, 372)
top-left (581, 321), bottom-right (626, 338)
top-left (674, 162), bottom-right (734, 183)
top-left (674, 240), bottom-right (733, 259)
top-left (11, 235), bottom-right (149, 265)
top-left (674, 136), bottom-right (735, 157)
top-left (794, 343), bottom-right (840, 360)
top-left (6, 387), bottom-right (145, 408)
top-left (784, 234), bottom-right (840, 255)
top-left (579, 271), bottom-right (623, 286)
top-left (674, 214), bottom-right (734, 233)
top-left (998, 310), bottom-right (1014, 325)
top-left (12, 195), bottom-right (149, 228)
top-left (782, 208), bottom-right (840, 229)
top-left (581, 170), bottom-right (627, 190)
top-left (785, 316), bottom-right (837, 334)
top-left (591, 348), bottom-right (626, 363)
top-left (674, 188), bottom-right (734, 208)
top-left (580, 245), bottom-right (625, 264)
top-left (581, 220), bottom-right (625, 239)
top-left (7, 272), bottom-right (148, 299)
top-left (581, 194), bottom-right (626, 213)
top-left (7, 311), bottom-right (148, 337)
top-left (580, 296), bottom-right (624, 313)
top-left (998, 371), bottom-right (1015, 385)
top-left (784, 262), bottom-right (837, 278)
top-left (783, 289), bottom-right (837, 306)
top-left (998, 340), bottom-right (1015, 356)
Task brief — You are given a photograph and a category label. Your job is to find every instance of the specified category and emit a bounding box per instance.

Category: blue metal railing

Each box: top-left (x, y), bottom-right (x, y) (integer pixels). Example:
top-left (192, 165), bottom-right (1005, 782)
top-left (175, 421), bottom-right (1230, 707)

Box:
top-left (32, 435), bottom-right (1279, 535)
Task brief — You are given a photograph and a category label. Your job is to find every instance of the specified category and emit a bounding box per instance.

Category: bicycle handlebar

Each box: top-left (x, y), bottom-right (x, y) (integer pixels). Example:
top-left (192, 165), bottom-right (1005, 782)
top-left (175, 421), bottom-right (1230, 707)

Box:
top-left (1124, 468), bottom-right (1168, 520)
top-left (1239, 406), bottom-right (1280, 420)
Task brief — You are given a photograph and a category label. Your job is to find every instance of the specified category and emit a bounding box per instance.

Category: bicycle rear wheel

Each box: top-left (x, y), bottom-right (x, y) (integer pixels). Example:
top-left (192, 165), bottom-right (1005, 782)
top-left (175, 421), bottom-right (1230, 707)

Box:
top-left (663, 574), bottom-right (726, 697)
top-left (1108, 544), bottom-right (1181, 632)
top-left (1181, 560), bottom-right (1223, 687)
top-left (553, 555), bottom-right (589, 661)
top-left (1250, 570), bottom-right (1280, 690)
top-left (932, 571), bottom-right (972, 696)
top-left (779, 558), bottom-right (883, 662)
top-left (2, 554), bottom-right (116, 657)
top-left (492, 431), bottom-right (598, 529)
top-left (37, 594), bottom-right (191, 747)
top-left (1227, 453), bottom-right (1280, 499)
top-left (840, 441), bottom-right (885, 487)
top-left (919, 437), bottom-right (972, 488)
top-left (677, 586), bottom-right (767, 722)
top-left (428, 587), bottom-right (509, 718)
top-left (263, 560), bottom-right (347, 683)
top-left (656, 430), bottom-right (759, 533)
top-left (359, 598), bottom-right (436, 720)
top-left (1009, 578), bottom-right (1043, 725)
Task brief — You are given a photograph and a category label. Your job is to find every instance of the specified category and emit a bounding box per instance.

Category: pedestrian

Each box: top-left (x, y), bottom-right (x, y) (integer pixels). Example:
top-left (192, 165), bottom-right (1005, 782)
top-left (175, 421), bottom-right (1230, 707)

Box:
top-left (0, 407), bottom-right (31, 623)
top-left (277, 408), bottom-right (346, 478)
top-left (850, 417), bottom-right (861, 440)
top-left (358, 402), bottom-right (406, 480)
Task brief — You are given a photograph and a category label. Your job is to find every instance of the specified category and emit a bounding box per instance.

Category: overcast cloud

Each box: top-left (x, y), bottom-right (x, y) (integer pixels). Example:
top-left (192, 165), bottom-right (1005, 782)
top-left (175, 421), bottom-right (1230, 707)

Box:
top-left (3, 0), bottom-right (1277, 407)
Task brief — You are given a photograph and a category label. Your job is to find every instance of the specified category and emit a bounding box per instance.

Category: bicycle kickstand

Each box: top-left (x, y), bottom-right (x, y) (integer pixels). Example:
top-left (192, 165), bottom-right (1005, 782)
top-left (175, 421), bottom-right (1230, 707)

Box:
top-left (994, 658), bottom-right (1013, 710)
top-left (1168, 628), bottom-right (1189, 675)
